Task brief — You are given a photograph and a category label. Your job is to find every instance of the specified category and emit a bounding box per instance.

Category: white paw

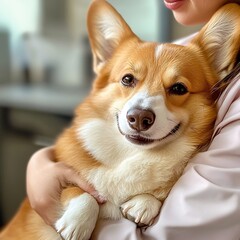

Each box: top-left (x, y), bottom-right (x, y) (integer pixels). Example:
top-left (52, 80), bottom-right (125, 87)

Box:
top-left (55, 193), bottom-right (99, 240)
top-left (121, 194), bottom-right (161, 227)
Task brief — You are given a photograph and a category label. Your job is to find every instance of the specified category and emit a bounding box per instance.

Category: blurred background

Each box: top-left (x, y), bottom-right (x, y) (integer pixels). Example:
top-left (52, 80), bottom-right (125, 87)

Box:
top-left (0, 0), bottom-right (201, 226)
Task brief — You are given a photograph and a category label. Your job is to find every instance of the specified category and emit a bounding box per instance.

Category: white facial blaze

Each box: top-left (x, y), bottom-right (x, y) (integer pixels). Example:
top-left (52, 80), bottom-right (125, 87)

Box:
top-left (118, 90), bottom-right (179, 141)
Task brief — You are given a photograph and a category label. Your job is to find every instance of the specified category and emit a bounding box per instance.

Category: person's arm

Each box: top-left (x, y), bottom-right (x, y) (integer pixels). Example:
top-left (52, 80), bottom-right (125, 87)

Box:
top-left (26, 147), bottom-right (102, 226)
top-left (92, 78), bottom-right (240, 240)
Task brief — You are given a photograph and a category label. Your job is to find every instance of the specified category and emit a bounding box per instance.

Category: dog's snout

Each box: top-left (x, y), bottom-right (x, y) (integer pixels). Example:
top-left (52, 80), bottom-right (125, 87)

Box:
top-left (127, 108), bottom-right (155, 132)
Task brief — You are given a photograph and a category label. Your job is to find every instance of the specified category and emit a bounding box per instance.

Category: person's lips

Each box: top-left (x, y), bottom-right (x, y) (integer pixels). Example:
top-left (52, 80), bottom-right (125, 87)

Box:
top-left (164, 0), bottom-right (184, 10)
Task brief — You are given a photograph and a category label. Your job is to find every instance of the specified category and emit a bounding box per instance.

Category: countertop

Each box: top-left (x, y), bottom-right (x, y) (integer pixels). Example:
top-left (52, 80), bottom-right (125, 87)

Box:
top-left (0, 84), bottom-right (91, 116)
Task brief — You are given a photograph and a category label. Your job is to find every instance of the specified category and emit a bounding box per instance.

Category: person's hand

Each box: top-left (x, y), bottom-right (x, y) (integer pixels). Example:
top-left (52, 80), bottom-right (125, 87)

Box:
top-left (26, 147), bottom-right (104, 226)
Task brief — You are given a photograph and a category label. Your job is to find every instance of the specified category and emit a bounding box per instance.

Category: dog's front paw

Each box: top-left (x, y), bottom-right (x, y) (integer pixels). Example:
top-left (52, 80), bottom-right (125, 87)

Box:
top-left (120, 194), bottom-right (161, 227)
top-left (55, 193), bottom-right (99, 240)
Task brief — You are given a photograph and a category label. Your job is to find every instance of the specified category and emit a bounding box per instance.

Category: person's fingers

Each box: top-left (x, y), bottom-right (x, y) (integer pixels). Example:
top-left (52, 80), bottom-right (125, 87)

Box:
top-left (61, 165), bottom-right (106, 204)
top-left (27, 159), bottom-right (106, 227)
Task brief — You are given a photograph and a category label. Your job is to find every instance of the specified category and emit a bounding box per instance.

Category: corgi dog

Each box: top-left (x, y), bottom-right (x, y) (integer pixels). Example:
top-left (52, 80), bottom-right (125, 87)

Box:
top-left (1, 1), bottom-right (240, 240)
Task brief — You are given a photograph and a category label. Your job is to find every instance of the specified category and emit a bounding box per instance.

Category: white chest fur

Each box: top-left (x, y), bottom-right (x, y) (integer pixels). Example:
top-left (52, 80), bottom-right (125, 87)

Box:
top-left (77, 119), bottom-right (194, 219)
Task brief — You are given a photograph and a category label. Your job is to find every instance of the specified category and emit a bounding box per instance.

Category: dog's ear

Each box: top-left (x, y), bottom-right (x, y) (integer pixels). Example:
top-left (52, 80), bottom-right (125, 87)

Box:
top-left (87, 0), bottom-right (137, 74)
top-left (191, 3), bottom-right (240, 81)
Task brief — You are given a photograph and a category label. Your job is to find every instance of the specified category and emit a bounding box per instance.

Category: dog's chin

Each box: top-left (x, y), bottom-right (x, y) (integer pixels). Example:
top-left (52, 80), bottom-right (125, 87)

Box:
top-left (121, 123), bottom-right (181, 149)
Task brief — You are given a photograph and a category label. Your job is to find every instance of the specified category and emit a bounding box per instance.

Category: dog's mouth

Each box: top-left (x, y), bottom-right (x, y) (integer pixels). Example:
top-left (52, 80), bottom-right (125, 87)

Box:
top-left (125, 135), bottom-right (155, 145)
top-left (125, 123), bottom-right (181, 145)
top-left (117, 113), bottom-right (181, 145)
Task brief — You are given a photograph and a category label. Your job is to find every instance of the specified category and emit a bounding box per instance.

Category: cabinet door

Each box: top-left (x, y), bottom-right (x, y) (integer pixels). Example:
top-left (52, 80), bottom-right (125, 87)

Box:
top-left (0, 109), bottom-right (71, 225)
top-left (0, 133), bottom-right (40, 224)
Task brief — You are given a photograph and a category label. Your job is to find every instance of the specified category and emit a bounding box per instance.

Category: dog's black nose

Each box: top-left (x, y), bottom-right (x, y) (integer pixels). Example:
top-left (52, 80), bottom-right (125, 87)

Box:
top-left (127, 108), bottom-right (155, 131)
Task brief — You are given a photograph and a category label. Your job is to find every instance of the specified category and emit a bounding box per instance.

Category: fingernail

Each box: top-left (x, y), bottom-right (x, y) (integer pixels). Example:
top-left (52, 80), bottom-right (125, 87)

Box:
top-left (98, 195), bottom-right (107, 204)
top-left (92, 192), bottom-right (107, 204)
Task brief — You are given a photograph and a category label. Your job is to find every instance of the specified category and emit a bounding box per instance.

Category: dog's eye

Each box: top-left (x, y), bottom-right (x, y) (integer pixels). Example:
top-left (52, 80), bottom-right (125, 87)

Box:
top-left (169, 82), bottom-right (188, 95)
top-left (121, 74), bottom-right (136, 87)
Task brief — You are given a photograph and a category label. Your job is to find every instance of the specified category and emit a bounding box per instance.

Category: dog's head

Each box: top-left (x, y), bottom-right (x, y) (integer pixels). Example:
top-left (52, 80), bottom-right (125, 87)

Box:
top-left (85, 1), bottom-right (240, 150)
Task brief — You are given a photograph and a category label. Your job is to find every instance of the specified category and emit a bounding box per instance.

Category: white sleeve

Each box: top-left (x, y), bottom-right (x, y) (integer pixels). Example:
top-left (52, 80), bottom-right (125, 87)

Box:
top-left (144, 79), bottom-right (240, 240)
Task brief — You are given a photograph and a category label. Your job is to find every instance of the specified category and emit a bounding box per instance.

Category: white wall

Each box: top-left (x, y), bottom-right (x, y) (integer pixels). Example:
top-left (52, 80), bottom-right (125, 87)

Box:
top-left (0, 0), bottom-right (40, 43)
top-left (0, 0), bottom-right (40, 81)
top-left (68, 0), bottom-right (164, 42)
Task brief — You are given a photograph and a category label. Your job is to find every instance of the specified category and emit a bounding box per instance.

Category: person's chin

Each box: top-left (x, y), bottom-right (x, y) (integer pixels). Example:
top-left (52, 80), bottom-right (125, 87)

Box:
top-left (173, 12), bottom-right (203, 25)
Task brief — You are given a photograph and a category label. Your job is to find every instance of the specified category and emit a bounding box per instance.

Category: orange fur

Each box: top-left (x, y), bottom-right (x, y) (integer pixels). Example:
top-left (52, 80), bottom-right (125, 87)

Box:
top-left (1, 1), bottom-right (240, 240)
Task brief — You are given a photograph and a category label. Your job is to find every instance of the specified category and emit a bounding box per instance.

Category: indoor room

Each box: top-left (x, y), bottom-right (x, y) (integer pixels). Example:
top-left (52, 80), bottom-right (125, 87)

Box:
top-left (0, 0), bottom-right (200, 228)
